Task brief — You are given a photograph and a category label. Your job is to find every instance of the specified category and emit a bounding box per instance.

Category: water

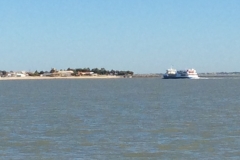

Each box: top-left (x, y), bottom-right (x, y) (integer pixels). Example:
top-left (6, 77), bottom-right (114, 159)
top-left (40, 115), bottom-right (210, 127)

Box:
top-left (0, 78), bottom-right (240, 159)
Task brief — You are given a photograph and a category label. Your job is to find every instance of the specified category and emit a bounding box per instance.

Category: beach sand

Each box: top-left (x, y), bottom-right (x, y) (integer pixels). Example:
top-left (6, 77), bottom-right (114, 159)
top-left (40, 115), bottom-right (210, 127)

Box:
top-left (0, 75), bottom-right (122, 81)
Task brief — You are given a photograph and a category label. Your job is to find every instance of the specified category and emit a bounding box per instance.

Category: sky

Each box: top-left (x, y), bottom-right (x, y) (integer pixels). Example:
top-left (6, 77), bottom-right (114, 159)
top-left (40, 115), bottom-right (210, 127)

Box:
top-left (0, 0), bottom-right (240, 73)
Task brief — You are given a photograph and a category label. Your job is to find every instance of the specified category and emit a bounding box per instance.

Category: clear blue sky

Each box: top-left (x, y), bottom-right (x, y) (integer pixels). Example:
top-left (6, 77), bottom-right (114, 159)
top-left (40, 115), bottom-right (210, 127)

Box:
top-left (1, 0), bottom-right (240, 73)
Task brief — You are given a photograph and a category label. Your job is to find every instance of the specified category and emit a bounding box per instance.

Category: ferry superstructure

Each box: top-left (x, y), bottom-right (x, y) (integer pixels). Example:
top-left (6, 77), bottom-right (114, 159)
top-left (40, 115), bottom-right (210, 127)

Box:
top-left (163, 68), bottom-right (199, 79)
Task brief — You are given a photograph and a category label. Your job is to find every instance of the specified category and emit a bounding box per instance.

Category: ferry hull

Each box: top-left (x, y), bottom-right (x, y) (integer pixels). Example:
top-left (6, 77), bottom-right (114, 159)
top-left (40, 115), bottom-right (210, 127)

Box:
top-left (163, 75), bottom-right (199, 79)
top-left (163, 76), bottom-right (191, 79)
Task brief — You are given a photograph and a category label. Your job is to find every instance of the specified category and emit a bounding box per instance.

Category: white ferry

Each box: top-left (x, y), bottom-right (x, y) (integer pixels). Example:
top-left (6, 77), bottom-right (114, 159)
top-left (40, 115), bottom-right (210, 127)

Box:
top-left (163, 67), bottom-right (199, 79)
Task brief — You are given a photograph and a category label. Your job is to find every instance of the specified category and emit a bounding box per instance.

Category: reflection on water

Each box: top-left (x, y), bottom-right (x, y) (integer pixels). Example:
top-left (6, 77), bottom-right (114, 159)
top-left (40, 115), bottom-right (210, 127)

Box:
top-left (0, 78), bottom-right (240, 159)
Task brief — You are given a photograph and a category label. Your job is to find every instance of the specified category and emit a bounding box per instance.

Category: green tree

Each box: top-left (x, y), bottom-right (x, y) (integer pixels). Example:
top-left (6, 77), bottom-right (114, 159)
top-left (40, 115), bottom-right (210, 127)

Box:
top-left (2, 70), bottom-right (7, 75)
top-left (100, 68), bottom-right (106, 75)
top-left (91, 68), bottom-right (99, 74)
top-left (50, 68), bottom-right (56, 73)
top-left (34, 70), bottom-right (40, 76)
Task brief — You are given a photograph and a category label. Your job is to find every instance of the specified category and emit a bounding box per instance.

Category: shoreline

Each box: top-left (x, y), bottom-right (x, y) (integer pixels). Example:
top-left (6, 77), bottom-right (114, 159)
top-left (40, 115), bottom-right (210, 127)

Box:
top-left (0, 75), bottom-right (122, 81)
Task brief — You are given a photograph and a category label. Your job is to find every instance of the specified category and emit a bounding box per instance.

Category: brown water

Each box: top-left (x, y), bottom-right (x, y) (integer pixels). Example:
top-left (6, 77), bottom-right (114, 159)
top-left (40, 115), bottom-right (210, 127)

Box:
top-left (0, 78), bottom-right (240, 159)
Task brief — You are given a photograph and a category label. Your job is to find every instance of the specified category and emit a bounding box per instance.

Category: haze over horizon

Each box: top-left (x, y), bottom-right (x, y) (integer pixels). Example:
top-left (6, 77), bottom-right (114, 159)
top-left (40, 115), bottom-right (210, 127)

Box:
top-left (1, 0), bottom-right (240, 74)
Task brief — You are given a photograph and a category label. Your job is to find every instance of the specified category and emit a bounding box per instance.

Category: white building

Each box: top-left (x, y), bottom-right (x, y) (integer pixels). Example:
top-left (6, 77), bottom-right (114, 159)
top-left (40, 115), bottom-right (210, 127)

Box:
top-left (16, 73), bottom-right (26, 77)
top-left (58, 71), bottom-right (74, 77)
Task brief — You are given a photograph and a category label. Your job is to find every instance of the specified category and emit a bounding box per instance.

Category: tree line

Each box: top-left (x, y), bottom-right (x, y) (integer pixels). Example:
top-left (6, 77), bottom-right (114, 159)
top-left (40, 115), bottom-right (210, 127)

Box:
top-left (1, 68), bottom-right (134, 76)
top-left (67, 67), bottom-right (134, 76)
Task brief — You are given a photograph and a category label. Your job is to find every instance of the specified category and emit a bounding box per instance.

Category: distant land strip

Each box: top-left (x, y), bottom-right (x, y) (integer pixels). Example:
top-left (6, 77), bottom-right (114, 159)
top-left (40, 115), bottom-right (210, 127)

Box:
top-left (133, 73), bottom-right (240, 78)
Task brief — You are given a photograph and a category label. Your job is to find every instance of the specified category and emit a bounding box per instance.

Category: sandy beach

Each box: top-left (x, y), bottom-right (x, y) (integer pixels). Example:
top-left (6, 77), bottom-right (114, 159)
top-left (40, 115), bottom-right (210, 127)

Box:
top-left (0, 75), bottom-right (122, 81)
